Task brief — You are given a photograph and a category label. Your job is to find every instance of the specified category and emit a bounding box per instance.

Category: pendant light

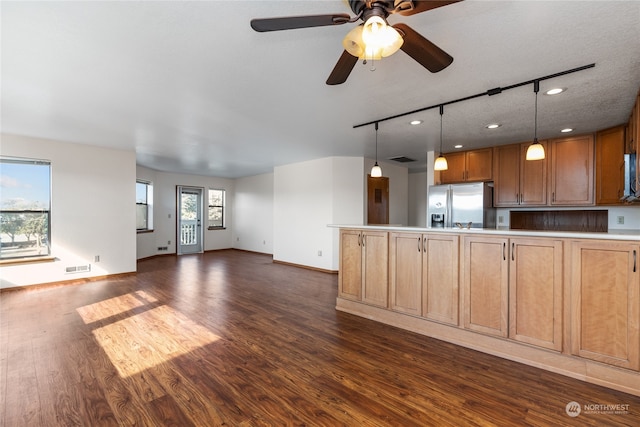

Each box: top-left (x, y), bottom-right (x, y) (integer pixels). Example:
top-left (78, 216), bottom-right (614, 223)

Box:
top-left (434, 105), bottom-right (448, 171)
top-left (371, 122), bottom-right (382, 177)
top-left (526, 80), bottom-right (546, 161)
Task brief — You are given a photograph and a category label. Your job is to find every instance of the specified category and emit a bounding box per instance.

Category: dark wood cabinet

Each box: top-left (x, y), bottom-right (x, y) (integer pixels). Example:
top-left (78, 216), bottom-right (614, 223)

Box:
top-left (596, 125), bottom-right (626, 205)
top-left (549, 134), bottom-right (595, 205)
top-left (438, 148), bottom-right (493, 184)
top-left (493, 142), bottom-right (547, 207)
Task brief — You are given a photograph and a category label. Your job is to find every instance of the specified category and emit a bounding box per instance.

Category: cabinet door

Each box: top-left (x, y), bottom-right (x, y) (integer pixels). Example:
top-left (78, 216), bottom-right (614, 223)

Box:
top-left (466, 148), bottom-right (493, 182)
top-left (389, 232), bottom-right (422, 315)
top-left (549, 135), bottom-right (595, 205)
top-left (493, 144), bottom-right (520, 207)
top-left (423, 234), bottom-right (459, 325)
top-left (462, 236), bottom-right (509, 337)
top-left (520, 140), bottom-right (548, 205)
top-left (362, 231), bottom-right (389, 308)
top-left (570, 240), bottom-right (640, 370)
top-left (438, 152), bottom-right (466, 184)
top-left (338, 229), bottom-right (362, 301)
top-left (509, 238), bottom-right (563, 351)
top-left (596, 126), bottom-right (625, 205)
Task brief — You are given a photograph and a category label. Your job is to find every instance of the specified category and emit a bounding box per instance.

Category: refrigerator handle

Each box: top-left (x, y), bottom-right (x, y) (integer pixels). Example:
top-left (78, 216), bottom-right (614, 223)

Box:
top-left (446, 189), bottom-right (453, 228)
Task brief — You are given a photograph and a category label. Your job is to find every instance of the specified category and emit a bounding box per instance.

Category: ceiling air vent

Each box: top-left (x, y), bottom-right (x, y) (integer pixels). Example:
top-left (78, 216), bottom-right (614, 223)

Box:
top-left (389, 156), bottom-right (416, 163)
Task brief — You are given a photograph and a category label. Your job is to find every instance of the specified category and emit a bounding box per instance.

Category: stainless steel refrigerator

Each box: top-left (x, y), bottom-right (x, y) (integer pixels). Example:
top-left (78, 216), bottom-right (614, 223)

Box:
top-left (427, 182), bottom-right (496, 228)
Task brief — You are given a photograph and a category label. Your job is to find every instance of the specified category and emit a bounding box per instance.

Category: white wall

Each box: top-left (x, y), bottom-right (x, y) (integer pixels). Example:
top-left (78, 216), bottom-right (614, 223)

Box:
top-left (1, 134), bottom-right (136, 288)
top-left (274, 157), bottom-right (368, 271)
top-left (233, 173), bottom-right (274, 254)
top-left (136, 166), bottom-right (235, 259)
top-left (409, 171), bottom-right (427, 227)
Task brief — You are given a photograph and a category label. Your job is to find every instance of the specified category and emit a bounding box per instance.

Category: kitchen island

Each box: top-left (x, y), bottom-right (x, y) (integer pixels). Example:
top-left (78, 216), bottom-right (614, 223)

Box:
top-left (331, 225), bottom-right (640, 396)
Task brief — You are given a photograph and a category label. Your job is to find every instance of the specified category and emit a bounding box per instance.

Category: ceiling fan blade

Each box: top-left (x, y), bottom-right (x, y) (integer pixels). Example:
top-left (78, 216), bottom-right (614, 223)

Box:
top-left (250, 14), bottom-right (351, 32)
top-left (326, 51), bottom-right (359, 85)
top-left (394, 23), bottom-right (453, 72)
top-left (397, 0), bottom-right (463, 16)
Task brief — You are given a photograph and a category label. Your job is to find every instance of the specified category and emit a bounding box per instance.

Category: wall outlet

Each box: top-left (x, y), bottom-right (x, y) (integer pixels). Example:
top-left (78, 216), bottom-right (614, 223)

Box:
top-left (168, 240), bottom-right (171, 245)
top-left (498, 215), bottom-right (504, 224)
top-left (94, 255), bottom-right (100, 262)
top-left (617, 216), bottom-right (625, 225)
top-left (317, 250), bottom-right (322, 256)
top-left (263, 240), bottom-right (266, 245)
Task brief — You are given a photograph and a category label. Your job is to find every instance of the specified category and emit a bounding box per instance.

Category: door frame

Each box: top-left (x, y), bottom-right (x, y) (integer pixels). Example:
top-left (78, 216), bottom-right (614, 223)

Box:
top-left (176, 186), bottom-right (204, 255)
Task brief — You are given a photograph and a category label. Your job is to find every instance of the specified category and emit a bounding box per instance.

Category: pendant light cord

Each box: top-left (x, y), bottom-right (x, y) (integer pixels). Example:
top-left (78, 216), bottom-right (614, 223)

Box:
top-left (533, 80), bottom-right (539, 141)
top-left (439, 105), bottom-right (444, 154)
top-left (375, 121), bottom-right (379, 163)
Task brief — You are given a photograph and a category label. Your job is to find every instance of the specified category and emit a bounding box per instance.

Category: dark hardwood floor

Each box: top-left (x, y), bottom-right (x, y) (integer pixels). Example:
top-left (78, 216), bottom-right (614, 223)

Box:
top-left (1, 249), bottom-right (639, 426)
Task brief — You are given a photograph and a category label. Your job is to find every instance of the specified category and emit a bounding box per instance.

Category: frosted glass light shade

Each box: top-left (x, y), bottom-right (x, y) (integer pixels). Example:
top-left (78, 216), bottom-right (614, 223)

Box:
top-left (526, 140), bottom-right (545, 160)
top-left (371, 163), bottom-right (382, 177)
top-left (434, 155), bottom-right (448, 171)
top-left (343, 19), bottom-right (403, 60)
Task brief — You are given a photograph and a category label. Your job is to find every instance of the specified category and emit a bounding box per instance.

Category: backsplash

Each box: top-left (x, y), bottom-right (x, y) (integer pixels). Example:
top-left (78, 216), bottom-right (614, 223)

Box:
top-left (496, 206), bottom-right (640, 231)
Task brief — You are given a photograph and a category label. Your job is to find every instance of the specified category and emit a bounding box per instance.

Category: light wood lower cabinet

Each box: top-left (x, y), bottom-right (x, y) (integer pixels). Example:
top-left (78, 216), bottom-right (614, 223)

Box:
top-left (339, 229), bottom-right (388, 308)
top-left (462, 235), bottom-right (509, 337)
top-left (389, 232), bottom-right (459, 324)
top-left (509, 238), bottom-right (563, 351)
top-left (570, 240), bottom-right (640, 370)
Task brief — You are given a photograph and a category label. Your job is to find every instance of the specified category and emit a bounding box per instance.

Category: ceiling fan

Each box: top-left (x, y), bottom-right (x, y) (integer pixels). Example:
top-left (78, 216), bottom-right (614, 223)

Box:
top-left (250, 0), bottom-right (461, 85)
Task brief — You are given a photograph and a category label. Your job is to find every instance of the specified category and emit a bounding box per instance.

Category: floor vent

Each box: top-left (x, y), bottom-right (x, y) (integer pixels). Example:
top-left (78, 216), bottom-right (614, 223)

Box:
top-left (157, 246), bottom-right (168, 251)
top-left (65, 264), bottom-right (91, 274)
top-left (389, 156), bottom-right (416, 163)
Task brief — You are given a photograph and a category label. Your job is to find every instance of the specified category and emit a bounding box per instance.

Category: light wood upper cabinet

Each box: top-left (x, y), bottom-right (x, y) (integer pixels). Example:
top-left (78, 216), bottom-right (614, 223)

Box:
top-left (570, 240), bottom-right (640, 370)
top-left (596, 125), bottom-right (626, 205)
top-left (339, 229), bottom-right (388, 308)
top-left (508, 238), bottom-right (563, 351)
top-left (549, 134), bottom-right (595, 205)
top-left (493, 142), bottom-right (547, 207)
top-left (438, 148), bottom-right (493, 184)
top-left (462, 235), bottom-right (509, 337)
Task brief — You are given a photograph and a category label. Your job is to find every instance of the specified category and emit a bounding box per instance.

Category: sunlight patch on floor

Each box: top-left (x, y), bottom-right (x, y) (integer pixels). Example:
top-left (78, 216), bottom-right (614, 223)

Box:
top-left (77, 291), bottom-right (220, 377)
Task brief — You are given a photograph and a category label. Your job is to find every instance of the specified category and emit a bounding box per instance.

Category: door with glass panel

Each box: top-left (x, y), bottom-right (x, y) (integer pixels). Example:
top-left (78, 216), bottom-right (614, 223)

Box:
top-left (177, 186), bottom-right (203, 255)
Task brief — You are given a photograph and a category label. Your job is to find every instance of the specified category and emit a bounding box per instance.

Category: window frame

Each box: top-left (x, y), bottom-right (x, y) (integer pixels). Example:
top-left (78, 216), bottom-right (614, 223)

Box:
top-left (136, 180), bottom-right (154, 233)
top-left (207, 188), bottom-right (225, 230)
top-left (0, 156), bottom-right (52, 261)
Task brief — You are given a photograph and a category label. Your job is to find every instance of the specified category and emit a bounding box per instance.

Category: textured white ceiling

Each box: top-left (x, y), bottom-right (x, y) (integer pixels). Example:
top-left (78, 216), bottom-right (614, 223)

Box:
top-left (2, 1), bottom-right (640, 177)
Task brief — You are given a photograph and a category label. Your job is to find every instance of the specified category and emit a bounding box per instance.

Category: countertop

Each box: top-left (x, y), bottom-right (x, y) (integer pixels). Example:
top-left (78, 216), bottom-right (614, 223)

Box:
top-left (328, 224), bottom-right (640, 241)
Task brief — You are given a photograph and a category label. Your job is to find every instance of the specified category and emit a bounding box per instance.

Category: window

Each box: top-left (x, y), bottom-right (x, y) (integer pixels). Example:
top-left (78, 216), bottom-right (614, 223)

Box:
top-left (0, 157), bottom-right (51, 260)
top-left (208, 189), bottom-right (225, 229)
top-left (136, 180), bottom-right (153, 231)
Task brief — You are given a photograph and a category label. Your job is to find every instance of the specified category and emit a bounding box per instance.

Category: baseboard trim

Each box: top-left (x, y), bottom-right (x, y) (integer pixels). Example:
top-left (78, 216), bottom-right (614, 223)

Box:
top-left (0, 271), bottom-right (136, 293)
top-left (273, 259), bottom-right (338, 274)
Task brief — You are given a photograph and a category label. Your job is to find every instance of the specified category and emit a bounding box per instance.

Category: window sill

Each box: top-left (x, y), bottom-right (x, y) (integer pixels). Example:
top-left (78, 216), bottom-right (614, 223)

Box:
top-left (137, 229), bottom-right (154, 234)
top-left (208, 227), bottom-right (226, 231)
top-left (0, 256), bottom-right (56, 267)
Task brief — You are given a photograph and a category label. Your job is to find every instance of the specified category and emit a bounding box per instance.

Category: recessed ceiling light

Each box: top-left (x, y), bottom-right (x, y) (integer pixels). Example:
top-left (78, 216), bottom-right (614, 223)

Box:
top-left (545, 88), bottom-right (565, 95)
top-left (454, 144), bottom-right (463, 149)
top-left (410, 120), bottom-right (422, 125)
top-left (561, 128), bottom-right (573, 133)
top-left (486, 123), bottom-right (500, 129)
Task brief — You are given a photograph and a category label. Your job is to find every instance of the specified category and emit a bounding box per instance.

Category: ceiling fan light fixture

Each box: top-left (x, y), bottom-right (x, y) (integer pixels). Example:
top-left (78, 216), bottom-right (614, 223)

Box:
top-left (361, 15), bottom-right (403, 57)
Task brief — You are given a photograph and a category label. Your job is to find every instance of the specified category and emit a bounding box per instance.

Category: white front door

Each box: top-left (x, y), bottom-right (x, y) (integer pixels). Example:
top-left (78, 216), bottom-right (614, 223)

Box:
top-left (177, 186), bottom-right (203, 255)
